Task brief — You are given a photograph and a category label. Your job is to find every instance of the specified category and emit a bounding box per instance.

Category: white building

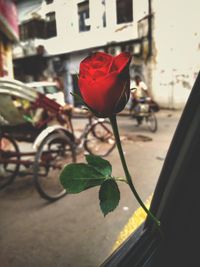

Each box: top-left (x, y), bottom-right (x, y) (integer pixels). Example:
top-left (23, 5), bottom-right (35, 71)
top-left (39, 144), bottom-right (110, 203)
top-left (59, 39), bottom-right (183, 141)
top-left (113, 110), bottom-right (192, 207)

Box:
top-left (151, 0), bottom-right (200, 109)
top-left (13, 0), bottom-right (200, 108)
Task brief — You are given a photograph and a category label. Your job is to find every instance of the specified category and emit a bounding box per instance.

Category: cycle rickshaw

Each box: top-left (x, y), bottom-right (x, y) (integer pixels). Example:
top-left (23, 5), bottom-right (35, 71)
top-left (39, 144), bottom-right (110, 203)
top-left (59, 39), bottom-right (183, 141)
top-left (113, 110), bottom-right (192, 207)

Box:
top-left (0, 78), bottom-right (115, 201)
top-left (129, 97), bottom-right (158, 132)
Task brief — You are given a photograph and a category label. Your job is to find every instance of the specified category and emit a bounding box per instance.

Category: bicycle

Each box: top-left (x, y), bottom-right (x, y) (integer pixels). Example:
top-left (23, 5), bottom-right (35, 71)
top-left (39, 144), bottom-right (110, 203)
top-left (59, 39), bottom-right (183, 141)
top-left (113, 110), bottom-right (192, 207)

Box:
top-left (33, 112), bottom-right (116, 201)
top-left (130, 97), bottom-right (158, 132)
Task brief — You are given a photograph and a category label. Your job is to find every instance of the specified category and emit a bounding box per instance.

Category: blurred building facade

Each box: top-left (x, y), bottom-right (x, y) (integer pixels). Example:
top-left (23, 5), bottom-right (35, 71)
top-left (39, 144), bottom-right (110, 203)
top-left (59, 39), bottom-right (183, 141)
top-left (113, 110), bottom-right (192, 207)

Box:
top-left (151, 0), bottom-right (200, 109)
top-left (13, 0), bottom-right (200, 108)
top-left (0, 0), bottom-right (18, 77)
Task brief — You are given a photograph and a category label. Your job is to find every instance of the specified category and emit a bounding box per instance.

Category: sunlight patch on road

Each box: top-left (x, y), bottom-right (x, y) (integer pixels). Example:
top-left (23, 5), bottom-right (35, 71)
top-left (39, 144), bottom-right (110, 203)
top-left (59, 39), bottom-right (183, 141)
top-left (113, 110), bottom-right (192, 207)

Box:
top-left (112, 195), bottom-right (152, 252)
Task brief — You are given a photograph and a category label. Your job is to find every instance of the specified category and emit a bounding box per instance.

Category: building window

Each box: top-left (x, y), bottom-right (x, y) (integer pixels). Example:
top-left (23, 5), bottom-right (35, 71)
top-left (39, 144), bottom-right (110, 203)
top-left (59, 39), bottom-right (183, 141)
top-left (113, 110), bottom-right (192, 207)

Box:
top-left (45, 0), bottom-right (54, 4)
top-left (19, 13), bottom-right (57, 41)
top-left (45, 12), bottom-right (57, 38)
top-left (116, 0), bottom-right (133, 24)
top-left (19, 15), bottom-right (57, 41)
top-left (19, 19), bottom-right (45, 41)
top-left (78, 1), bottom-right (90, 32)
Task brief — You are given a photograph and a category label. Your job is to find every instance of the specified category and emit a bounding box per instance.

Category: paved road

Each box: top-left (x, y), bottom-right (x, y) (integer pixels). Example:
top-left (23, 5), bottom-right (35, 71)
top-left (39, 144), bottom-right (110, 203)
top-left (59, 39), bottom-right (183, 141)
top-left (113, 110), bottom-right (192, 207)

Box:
top-left (0, 109), bottom-right (182, 267)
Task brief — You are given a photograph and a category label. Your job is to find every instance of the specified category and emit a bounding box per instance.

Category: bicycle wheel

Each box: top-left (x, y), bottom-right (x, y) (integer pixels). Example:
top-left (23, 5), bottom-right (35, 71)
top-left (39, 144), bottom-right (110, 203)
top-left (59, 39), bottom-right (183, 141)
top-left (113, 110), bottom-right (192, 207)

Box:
top-left (34, 132), bottom-right (76, 201)
top-left (0, 134), bottom-right (20, 189)
top-left (84, 121), bottom-right (116, 157)
top-left (146, 111), bottom-right (158, 132)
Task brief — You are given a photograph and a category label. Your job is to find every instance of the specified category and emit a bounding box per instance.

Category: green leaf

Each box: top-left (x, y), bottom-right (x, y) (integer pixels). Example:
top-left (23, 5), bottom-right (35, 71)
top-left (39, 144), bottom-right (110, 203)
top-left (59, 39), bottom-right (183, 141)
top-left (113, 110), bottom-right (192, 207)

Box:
top-left (99, 179), bottom-right (120, 216)
top-left (60, 163), bottom-right (105, 193)
top-left (86, 155), bottom-right (112, 177)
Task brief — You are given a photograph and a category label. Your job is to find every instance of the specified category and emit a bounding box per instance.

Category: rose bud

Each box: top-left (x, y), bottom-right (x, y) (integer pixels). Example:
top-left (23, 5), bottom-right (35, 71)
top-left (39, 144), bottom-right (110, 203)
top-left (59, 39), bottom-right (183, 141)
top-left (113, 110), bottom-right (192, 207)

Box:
top-left (78, 52), bottom-right (132, 117)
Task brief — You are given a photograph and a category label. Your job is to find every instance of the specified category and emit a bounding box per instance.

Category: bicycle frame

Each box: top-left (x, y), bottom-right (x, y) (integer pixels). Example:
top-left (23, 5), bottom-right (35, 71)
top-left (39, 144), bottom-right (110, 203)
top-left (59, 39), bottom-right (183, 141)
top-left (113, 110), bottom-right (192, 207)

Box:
top-left (72, 115), bottom-right (106, 148)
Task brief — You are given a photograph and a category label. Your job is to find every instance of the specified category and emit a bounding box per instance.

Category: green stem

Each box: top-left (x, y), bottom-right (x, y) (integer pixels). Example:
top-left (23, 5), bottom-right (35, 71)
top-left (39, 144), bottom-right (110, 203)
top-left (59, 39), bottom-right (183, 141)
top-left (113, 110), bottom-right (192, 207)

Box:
top-left (115, 177), bottom-right (128, 183)
top-left (109, 115), bottom-right (160, 228)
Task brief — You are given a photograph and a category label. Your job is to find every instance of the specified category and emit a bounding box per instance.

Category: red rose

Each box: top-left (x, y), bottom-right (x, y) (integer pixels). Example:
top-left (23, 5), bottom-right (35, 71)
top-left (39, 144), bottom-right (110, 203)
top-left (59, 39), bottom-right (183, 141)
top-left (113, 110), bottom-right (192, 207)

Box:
top-left (78, 52), bottom-right (132, 117)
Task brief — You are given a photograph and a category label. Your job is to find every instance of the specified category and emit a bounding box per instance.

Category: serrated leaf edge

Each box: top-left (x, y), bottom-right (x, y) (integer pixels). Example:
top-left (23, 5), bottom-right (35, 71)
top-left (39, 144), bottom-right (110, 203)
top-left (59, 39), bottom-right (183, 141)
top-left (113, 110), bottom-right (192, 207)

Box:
top-left (85, 155), bottom-right (112, 176)
top-left (99, 179), bottom-right (120, 216)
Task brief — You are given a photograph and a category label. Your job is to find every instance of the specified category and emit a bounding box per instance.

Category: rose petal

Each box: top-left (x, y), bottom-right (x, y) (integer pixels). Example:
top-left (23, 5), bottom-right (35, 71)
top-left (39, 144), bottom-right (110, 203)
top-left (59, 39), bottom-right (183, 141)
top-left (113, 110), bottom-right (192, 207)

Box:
top-left (80, 52), bottom-right (113, 76)
top-left (109, 52), bottom-right (132, 74)
top-left (79, 71), bottom-right (130, 115)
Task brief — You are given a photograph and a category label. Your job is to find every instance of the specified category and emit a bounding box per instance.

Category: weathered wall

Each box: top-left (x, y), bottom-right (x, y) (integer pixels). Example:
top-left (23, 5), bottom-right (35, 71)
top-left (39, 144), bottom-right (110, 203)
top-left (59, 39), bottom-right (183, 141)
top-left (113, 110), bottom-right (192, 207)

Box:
top-left (39, 0), bottom-right (138, 55)
top-left (151, 0), bottom-right (200, 109)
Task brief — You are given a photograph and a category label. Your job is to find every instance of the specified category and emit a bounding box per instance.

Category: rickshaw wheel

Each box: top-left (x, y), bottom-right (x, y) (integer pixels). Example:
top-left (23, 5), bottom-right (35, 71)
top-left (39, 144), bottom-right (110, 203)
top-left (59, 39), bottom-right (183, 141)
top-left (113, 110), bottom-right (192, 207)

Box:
top-left (84, 120), bottom-right (116, 157)
top-left (33, 132), bottom-right (76, 201)
top-left (0, 134), bottom-right (20, 189)
top-left (146, 111), bottom-right (158, 132)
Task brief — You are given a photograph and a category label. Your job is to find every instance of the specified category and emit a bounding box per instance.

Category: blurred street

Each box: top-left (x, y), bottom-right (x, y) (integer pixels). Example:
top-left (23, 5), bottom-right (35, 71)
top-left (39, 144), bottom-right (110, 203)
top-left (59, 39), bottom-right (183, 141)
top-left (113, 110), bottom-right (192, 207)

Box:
top-left (0, 109), bottom-right (182, 267)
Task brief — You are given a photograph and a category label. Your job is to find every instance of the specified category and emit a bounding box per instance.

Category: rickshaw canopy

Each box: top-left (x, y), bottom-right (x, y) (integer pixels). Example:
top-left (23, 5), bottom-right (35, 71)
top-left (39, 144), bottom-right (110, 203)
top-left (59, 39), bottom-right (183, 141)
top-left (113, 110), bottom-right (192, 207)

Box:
top-left (0, 78), bottom-right (61, 126)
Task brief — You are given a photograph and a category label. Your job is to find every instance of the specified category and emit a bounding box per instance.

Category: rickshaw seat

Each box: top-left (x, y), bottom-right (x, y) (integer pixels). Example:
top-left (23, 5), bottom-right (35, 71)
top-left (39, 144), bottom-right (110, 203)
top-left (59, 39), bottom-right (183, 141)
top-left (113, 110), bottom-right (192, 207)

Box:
top-left (0, 122), bottom-right (44, 142)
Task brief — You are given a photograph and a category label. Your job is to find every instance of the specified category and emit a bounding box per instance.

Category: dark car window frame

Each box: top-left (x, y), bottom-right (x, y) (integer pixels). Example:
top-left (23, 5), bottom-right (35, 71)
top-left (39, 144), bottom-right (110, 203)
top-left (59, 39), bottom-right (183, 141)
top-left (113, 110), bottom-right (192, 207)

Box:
top-left (101, 71), bottom-right (200, 267)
